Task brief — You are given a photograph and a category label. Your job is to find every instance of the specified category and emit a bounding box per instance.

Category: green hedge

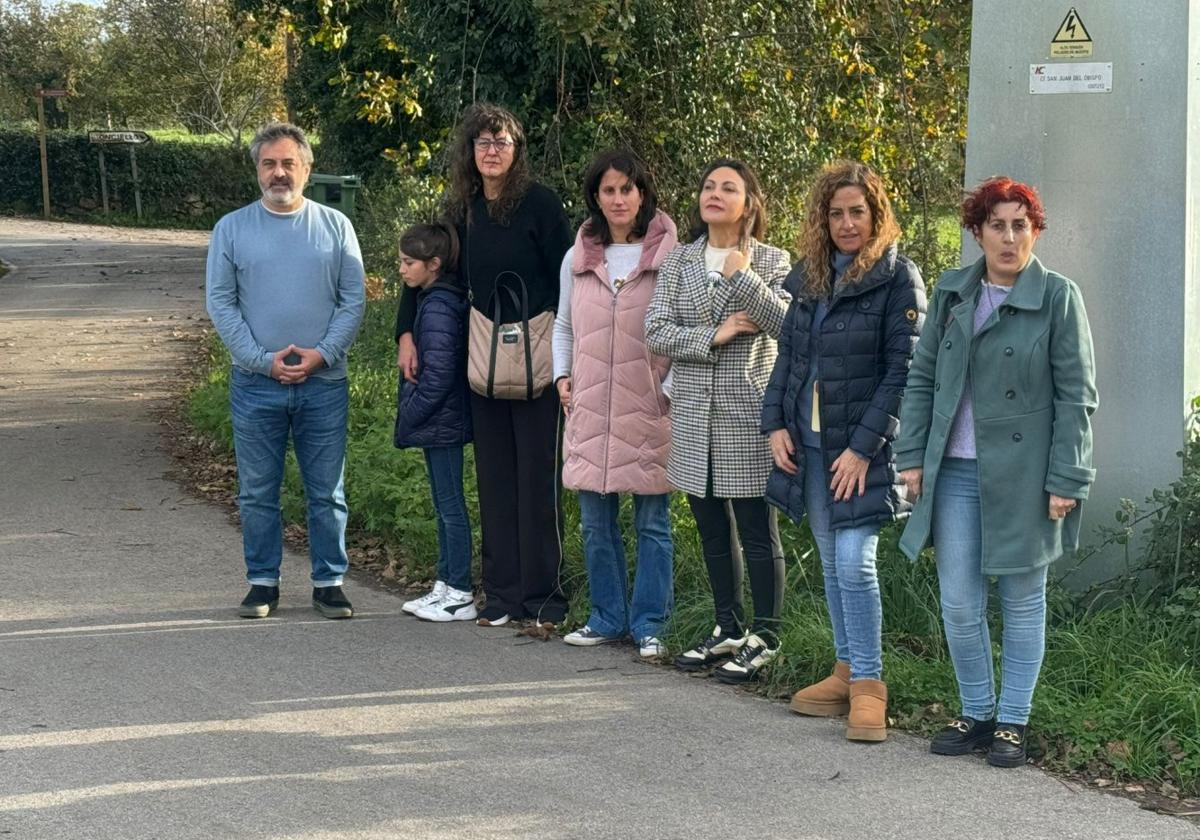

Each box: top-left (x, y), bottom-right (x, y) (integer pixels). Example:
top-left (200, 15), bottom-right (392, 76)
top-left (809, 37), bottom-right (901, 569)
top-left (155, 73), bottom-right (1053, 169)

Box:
top-left (0, 128), bottom-right (258, 226)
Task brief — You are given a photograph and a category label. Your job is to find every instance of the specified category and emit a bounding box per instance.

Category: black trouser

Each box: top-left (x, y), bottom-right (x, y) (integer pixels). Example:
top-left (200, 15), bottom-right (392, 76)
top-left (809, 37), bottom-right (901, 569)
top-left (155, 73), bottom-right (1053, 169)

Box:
top-left (686, 490), bottom-right (784, 641)
top-left (470, 388), bottom-right (567, 623)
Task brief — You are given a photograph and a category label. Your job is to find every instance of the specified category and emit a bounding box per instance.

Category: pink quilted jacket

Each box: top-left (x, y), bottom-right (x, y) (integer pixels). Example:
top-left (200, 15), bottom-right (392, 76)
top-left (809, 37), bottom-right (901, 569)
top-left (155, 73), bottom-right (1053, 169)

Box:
top-left (561, 210), bottom-right (677, 495)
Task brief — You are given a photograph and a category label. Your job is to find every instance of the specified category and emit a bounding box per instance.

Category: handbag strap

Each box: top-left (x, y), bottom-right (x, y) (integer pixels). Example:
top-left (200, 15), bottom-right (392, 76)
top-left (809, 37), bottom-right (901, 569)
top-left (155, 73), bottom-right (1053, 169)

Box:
top-left (493, 271), bottom-right (536, 401)
top-left (486, 284), bottom-right (526, 399)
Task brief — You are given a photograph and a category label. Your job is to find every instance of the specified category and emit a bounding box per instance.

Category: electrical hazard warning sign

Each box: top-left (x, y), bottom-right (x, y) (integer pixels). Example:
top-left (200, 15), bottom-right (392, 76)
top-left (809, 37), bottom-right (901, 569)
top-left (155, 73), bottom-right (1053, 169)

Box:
top-left (1051, 7), bottom-right (1093, 58)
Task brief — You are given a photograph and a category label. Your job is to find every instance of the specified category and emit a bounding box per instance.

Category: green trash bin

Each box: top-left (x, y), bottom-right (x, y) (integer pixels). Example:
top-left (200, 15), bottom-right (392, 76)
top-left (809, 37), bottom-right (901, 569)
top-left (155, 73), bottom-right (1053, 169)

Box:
top-left (304, 174), bottom-right (361, 218)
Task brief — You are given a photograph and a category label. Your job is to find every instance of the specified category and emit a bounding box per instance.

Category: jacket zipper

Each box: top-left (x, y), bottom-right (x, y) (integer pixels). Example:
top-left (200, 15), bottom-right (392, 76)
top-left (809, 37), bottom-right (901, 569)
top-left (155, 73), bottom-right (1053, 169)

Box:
top-left (601, 278), bottom-right (622, 494)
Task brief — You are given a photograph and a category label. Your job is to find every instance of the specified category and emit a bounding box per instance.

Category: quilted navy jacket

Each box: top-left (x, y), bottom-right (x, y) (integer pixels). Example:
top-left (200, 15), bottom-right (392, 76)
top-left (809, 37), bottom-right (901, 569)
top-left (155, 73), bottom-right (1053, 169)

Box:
top-left (394, 276), bottom-right (473, 449)
top-left (760, 244), bottom-right (926, 528)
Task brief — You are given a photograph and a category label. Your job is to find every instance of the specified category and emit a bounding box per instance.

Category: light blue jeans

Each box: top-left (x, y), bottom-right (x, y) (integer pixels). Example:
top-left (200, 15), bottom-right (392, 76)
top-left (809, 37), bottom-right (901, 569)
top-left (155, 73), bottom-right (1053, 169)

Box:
top-left (230, 368), bottom-right (349, 587)
top-left (803, 447), bottom-right (883, 680)
top-left (577, 491), bottom-right (674, 641)
top-left (932, 457), bottom-right (1048, 725)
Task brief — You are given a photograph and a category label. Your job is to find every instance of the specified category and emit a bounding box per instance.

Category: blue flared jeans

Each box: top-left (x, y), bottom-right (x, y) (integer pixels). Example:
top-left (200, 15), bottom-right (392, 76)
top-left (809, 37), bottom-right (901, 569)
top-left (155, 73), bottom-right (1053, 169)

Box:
top-left (576, 491), bottom-right (674, 641)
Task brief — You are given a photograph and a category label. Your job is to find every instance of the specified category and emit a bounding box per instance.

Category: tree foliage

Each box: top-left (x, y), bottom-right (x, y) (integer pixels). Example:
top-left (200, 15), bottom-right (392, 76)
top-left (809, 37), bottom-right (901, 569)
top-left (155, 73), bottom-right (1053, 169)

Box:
top-left (0, 0), bottom-right (287, 143)
top-left (242, 0), bottom-right (970, 269)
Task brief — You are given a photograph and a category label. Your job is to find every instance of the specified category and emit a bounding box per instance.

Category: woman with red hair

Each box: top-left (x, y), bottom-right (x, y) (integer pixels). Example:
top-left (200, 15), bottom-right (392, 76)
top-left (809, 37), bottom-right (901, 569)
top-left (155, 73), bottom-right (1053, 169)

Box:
top-left (895, 177), bottom-right (1097, 768)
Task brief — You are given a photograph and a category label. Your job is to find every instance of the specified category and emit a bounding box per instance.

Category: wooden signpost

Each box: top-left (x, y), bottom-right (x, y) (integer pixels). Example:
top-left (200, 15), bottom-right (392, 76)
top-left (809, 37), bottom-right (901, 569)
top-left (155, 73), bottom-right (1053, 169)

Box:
top-left (88, 131), bottom-right (152, 219)
top-left (34, 87), bottom-right (68, 220)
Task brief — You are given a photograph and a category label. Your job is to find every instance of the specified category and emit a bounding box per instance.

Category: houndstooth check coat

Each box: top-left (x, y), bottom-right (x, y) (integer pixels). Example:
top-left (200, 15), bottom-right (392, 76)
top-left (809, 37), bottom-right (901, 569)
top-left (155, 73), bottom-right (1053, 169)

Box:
top-left (645, 236), bottom-right (791, 498)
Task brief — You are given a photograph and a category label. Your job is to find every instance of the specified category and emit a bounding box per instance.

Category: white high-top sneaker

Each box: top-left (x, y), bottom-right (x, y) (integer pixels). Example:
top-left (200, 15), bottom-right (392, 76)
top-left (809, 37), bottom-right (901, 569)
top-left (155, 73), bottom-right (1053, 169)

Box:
top-left (415, 586), bottom-right (478, 622)
top-left (402, 580), bottom-right (446, 615)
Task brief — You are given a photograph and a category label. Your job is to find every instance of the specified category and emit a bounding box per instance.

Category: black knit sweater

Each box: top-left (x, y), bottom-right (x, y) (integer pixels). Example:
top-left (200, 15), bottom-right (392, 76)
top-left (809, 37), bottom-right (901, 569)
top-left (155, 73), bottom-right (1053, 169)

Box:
top-left (395, 183), bottom-right (572, 335)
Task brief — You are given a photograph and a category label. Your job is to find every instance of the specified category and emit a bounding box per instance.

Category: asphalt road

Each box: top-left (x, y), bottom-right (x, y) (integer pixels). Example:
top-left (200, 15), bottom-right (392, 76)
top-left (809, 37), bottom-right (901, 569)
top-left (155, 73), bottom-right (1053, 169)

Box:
top-left (0, 217), bottom-right (1194, 840)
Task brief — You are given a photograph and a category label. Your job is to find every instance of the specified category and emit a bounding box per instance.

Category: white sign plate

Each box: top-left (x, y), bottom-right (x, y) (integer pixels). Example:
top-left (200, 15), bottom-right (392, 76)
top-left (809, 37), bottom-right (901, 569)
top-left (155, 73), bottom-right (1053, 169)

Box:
top-left (1030, 62), bottom-right (1112, 94)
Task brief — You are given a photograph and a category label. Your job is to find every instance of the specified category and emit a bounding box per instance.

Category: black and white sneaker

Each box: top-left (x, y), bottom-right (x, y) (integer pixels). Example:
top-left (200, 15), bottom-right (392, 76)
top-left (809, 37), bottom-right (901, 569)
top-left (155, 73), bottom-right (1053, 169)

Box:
top-left (414, 586), bottom-right (478, 622)
top-left (714, 633), bottom-right (778, 684)
top-left (563, 625), bottom-right (621, 646)
top-left (674, 624), bottom-right (747, 671)
top-left (403, 581), bottom-right (446, 615)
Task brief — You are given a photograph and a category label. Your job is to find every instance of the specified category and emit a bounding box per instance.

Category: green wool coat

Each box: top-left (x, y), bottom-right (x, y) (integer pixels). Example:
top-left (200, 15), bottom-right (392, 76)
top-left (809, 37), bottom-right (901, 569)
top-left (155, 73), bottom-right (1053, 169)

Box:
top-left (894, 255), bottom-right (1098, 574)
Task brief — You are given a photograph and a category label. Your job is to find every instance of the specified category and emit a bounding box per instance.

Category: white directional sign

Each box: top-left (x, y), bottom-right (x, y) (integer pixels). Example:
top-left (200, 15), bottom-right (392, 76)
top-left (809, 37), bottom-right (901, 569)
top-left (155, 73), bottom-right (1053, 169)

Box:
top-left (88, 130), bottom-right (152, 145)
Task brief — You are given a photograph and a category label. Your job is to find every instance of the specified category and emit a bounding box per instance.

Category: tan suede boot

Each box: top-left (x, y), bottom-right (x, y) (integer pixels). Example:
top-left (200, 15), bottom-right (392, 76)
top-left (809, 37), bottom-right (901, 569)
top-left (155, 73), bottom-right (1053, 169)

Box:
top-left (789, 661), bottom-right (851, 716)
top-left (845, 679), bottom-right (888, 742)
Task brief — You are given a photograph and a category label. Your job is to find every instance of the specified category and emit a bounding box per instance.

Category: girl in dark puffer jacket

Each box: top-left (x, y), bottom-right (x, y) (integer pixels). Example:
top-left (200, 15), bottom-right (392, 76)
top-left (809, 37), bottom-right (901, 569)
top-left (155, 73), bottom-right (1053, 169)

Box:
top-left (394, 221), bottom-right (476, 623)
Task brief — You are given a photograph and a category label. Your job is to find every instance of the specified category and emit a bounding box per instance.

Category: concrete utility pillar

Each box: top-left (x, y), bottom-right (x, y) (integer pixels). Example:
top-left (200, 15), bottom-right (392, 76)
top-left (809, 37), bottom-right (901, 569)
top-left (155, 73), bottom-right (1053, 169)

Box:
top-left (963, 1), bottom-right (1200, 582)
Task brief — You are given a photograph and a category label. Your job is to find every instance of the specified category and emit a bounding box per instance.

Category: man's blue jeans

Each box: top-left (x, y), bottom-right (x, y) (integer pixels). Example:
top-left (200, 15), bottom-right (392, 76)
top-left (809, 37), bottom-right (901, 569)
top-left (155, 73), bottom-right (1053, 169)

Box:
top-left (229, 368), bottom-right (349, 587)
top-left (932, 457), bottom-right (1048, 725)
top-left (803, 446), bottom-right (883, 680)
top-left (577, 491), bottom-right (674, 641)
top-left (423, 446), bottom-right (472, 592)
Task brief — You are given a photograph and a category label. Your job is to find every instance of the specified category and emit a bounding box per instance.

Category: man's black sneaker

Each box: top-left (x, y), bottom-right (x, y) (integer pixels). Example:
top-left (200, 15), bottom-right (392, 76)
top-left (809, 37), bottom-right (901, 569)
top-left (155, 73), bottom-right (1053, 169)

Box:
top-left (930, 715), bottom-right (996, 755)
top-left (714, 633), bottom-right (779, 684)
top-left (312, 585), bottom-right (354, 619)
top-left (987, 723), bottom-right (1028, 768)
top-left (674, 624), bottom-right (747, 671)
top-left (238, 585), bottom-right (279, 618)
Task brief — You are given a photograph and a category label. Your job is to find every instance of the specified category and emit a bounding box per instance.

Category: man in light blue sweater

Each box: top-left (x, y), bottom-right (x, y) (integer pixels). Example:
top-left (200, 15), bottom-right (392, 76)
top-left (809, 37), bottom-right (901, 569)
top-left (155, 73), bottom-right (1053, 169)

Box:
top-left (206, 122), bottom-right (365, 620)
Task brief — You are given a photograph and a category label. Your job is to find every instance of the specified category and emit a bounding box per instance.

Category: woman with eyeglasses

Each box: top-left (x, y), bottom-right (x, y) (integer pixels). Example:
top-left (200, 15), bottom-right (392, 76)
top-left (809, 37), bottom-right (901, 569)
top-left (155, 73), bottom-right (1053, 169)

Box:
top-left (395, 103), bottom-right (572, 628)
top-left (761, 160), bottom-right (925, 742)
top-left (645, 158), bottom-right (791, 684)
top-left (895, 177), bottom-right (1097, 767)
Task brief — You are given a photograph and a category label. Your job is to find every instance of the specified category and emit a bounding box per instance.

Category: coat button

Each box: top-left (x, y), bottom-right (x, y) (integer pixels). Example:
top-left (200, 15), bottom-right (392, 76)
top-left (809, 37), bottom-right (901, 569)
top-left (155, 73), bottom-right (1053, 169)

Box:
top-left (860, 300), bottom-right (871, 310)
top-left (934, 383), bottom-right (941, 391)
top-left (1004, 347), bottom-right (1014, 356)
top-left (944, 340), bottom-right (952, 349)
top-left (834, 357), bottom-right (843, 366)
top-left (1005, 390), bottom-right (1016, 399)
top-left (836, 322), bottom-right (846, 330)
top-left (1012, 432), bottom-right (1023, 442)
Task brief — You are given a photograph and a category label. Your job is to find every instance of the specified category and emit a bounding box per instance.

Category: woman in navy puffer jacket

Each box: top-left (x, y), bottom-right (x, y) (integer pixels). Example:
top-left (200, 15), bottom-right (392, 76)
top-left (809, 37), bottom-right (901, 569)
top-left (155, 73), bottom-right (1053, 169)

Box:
top-left (761, 161), bottom-right (925, 742)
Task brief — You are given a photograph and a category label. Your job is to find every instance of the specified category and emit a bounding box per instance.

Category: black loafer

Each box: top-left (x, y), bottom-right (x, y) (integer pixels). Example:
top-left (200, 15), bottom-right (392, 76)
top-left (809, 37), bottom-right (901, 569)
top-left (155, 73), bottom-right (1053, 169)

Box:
top-left (312, 585), bottom-right (354, 619)
top-left (238, 585), bottom-right (279, 618)
top-left (930, 716), bottom-right (996, 755)
top-left (987, 723), bottom-right (1028, 768)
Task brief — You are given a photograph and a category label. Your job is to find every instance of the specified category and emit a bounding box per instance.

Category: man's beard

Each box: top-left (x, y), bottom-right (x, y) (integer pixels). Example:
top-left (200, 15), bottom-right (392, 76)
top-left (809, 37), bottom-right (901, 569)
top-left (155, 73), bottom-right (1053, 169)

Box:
top-left (263, 181), bottom-right (298, 204)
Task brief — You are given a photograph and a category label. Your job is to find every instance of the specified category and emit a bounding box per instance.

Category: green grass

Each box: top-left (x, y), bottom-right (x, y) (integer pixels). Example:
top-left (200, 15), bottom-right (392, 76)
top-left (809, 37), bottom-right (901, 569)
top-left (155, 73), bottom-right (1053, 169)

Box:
top-left (188, 295), bottom-right (1200, 795)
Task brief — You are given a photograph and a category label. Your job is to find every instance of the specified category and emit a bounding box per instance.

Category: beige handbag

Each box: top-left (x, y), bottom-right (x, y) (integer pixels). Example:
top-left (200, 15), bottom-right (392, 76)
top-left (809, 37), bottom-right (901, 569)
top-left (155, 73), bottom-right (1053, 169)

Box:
top-left (467, 271), bottom-right (554, 400)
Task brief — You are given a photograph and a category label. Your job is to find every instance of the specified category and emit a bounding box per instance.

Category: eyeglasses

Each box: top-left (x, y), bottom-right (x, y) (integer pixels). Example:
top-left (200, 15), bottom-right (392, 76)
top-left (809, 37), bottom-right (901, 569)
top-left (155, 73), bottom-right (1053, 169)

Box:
top-left (474, 138), bottom-right (514, 151)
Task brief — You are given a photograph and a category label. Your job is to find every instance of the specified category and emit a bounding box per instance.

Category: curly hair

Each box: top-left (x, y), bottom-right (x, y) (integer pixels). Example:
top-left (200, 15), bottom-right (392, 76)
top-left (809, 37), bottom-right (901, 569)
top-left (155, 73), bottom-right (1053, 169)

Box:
top-left (961, 176), bottom-right (1046, 234)
top-left (445, 102), bottom-right (532, 226)
top-left (796, 160), bottom-right (901, 298)
top-left (581, 150), bottom-right (658, 246)
top-left (687, 158), bottom-right (768, 243)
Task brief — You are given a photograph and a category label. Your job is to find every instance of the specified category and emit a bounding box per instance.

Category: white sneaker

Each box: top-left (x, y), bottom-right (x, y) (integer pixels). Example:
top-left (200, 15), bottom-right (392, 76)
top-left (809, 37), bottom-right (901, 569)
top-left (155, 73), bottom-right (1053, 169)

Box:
top-left (415, 587), bottom-right (478, 622)
top-left (638, 636), bottom-right (666, 658)
top-left (403, 581), bottom-right (446, 615)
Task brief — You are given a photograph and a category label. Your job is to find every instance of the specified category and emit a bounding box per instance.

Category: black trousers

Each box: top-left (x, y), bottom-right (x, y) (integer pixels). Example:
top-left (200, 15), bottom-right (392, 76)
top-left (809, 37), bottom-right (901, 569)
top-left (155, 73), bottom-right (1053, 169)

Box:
top-left (470, 388), bottom-right (567, 622)
top-left (686, 491), bottom-right (784, 639)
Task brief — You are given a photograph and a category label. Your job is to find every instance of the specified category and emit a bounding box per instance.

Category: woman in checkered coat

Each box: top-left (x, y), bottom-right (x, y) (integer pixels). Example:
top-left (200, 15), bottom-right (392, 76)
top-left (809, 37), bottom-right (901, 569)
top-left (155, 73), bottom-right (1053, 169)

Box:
top-left (644, 158), bottom-right (791, 684)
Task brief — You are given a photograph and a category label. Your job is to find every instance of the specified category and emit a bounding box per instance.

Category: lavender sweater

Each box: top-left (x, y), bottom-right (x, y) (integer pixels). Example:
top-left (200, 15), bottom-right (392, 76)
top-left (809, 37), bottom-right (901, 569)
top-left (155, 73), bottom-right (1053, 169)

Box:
top-left (945, 281), bottom-right (1012, 458)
